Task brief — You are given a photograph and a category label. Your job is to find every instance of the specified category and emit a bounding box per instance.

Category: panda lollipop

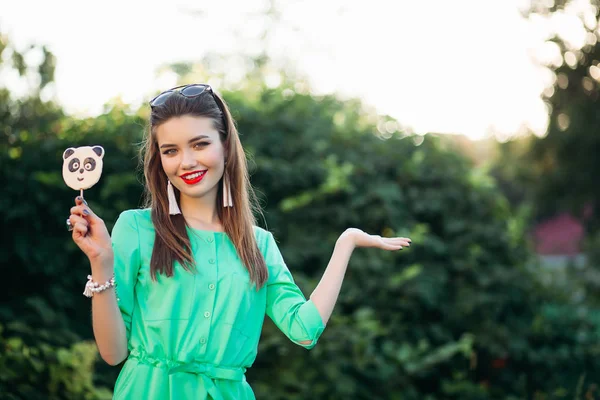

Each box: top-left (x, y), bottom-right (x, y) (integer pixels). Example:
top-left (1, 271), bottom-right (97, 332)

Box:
top-left (62, 145), bottom-right (105, 198)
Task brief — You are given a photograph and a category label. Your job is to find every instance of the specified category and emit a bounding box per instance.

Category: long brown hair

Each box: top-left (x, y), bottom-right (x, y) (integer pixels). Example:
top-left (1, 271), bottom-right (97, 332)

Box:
top-left (140, 86), bottom-right (268, 289)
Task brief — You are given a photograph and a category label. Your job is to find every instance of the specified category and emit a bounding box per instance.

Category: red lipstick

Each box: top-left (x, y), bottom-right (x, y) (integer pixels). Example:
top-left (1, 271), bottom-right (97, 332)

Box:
top-left (180, 170), bottom-right (207, 185)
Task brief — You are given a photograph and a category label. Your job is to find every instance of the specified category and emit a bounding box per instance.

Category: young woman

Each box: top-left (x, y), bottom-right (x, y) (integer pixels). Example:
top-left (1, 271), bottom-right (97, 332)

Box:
top-left (67, 84), bottom-right (411, 399)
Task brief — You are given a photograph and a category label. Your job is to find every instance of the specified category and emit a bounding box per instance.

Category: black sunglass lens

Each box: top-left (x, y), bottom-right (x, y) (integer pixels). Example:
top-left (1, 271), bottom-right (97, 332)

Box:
top-left (181, 85), bottom-right (208, 97)
top-left (151, 91), bottom-right (174, 107)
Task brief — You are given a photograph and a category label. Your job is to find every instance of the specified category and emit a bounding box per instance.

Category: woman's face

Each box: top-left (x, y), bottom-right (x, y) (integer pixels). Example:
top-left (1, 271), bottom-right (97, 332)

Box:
top-left (155, 115), bottom-right (225, 204)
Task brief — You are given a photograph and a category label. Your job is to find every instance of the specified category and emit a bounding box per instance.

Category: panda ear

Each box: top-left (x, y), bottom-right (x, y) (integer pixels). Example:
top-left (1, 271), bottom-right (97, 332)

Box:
top-left (63, 148), bottom-right (76, 160)
top-left (92, 146), bottom-right (105, 159)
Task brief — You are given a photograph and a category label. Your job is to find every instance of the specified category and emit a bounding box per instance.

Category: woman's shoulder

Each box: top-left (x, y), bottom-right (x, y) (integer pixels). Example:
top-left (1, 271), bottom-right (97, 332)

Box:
top-left (114, 208), bottom-right (154, 232)
top-left (252, 226), bottom-right (280, 250)
top-left (116, 208), bottom-right (151, 221)
top-left (118, 208), bottom-right (151, 219)
top-left (252, 225), bottom-right (271, 240)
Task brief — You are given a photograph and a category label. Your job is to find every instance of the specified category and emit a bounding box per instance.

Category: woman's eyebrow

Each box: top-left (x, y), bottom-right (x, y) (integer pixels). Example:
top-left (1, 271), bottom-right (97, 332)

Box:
top-left (159, 134), bottom-right (211, 149)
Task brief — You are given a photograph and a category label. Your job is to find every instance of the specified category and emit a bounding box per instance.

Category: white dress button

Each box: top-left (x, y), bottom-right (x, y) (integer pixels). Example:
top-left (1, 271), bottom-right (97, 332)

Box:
top-left (209, 283), bottom-right (215, 290)
top-left (204, 311), bottom-right (211, 318)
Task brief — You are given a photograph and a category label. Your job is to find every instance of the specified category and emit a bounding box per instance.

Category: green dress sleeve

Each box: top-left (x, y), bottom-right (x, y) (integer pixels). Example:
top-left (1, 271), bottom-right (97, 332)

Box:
top-left (264, 232), bottom-right (325, 349)
top-left (112, 210), bottom-right (141, 342)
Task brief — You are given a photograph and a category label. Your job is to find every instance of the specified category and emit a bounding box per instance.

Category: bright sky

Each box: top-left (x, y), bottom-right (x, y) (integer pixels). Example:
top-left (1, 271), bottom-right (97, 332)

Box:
top-left (0, 0), bottom-right (590, 139)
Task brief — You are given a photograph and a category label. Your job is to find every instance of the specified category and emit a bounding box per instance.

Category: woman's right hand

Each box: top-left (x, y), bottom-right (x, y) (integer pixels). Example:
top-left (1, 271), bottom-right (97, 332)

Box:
top-left (69, 196), bottom-right (113, 263)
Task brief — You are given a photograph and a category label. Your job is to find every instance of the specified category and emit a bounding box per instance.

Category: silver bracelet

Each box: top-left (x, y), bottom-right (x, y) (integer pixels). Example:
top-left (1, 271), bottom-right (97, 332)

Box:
top-left (83, 274), bottom-right (116, 298)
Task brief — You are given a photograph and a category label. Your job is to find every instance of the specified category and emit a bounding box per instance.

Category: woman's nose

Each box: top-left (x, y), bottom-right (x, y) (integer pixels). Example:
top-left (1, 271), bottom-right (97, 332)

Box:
top-left (181, 150), bottom-right (198, 169)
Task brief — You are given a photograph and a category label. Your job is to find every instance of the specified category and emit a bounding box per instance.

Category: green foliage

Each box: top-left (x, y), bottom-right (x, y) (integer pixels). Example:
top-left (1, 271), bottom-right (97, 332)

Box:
top-left (520, 0), bottom-right (600, 231)
top-left (0, 323), bottom-right (112, 400)
top-left (221, 77), bottom-right (599, 398)
top-left (0, 35), bottom-right (143, 398)
top-left (2, 36), bottom-right (600, 399)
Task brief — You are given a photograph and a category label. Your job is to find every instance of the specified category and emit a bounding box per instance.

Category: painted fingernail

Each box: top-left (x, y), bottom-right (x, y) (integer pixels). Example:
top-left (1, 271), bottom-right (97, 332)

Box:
top-left (76, 196), bottom-right (82, 201)
top-left (83, 199), bottom-right (88, 206)
top-left (83, 209), bottom-right (90, 216)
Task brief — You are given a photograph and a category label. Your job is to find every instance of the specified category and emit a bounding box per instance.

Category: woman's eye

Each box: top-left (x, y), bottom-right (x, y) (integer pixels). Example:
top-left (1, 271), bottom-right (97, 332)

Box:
top-left (162, 149), bottom-right (177, 155)
top-left (194, 142), bottom-right (209, 149)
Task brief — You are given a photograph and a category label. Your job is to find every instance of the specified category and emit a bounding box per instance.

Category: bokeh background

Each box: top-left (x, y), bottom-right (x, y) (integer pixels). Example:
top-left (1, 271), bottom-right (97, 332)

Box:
top-left (1, 0), bottom-right (600, 399)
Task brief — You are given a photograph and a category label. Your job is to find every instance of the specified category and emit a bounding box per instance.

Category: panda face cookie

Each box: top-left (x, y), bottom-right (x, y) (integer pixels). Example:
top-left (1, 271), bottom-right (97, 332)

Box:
top-left (62, 146), bottom-right (105, 190)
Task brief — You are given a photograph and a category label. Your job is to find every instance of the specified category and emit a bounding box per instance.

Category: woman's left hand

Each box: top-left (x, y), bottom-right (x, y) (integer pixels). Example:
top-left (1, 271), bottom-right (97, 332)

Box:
top-left (341, 228), bottom-right (411, 251)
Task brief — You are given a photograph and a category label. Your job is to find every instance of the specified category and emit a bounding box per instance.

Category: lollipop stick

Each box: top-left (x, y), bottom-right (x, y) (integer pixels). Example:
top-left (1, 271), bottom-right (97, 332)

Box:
top-left (80, 189), bottom-right (84, 200)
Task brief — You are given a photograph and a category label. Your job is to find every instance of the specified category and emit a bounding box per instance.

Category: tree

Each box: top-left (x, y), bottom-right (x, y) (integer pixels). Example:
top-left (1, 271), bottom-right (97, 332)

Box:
top-left (522, 0), bottom-right (600, 231)
top-left (0, 33), bottom-right (133, 399)
top-left (3, 42), bottom-right (600, 398)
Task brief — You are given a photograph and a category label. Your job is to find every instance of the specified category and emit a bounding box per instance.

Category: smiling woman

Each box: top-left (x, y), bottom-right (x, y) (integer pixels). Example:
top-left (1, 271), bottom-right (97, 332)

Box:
top-left (156, 117), bottom-right (224, 211)
top-left (66, 83), bottom-right (411, 400)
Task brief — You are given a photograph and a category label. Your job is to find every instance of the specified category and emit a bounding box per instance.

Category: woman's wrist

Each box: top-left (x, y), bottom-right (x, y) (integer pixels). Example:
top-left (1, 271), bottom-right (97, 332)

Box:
top-left (90, 252), bottom-right (114, 278)
top-left (83, 273), bottom-right (116, 298)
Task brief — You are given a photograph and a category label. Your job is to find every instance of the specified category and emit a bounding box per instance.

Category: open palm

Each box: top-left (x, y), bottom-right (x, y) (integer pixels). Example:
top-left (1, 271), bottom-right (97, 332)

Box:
top-left (345, 228), bottom-right (411, 251)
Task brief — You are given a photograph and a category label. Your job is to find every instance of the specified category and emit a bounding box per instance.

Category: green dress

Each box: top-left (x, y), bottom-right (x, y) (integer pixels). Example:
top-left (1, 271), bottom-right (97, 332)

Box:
top-left (111, 209), bottom-right (325, 399)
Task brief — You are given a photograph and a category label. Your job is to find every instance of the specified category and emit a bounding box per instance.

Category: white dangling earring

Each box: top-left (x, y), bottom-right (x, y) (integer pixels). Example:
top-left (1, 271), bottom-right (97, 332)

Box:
top-left (223, 166), bottom-right (233, 208)
top-left (167, 180), bottom-right (181, 215)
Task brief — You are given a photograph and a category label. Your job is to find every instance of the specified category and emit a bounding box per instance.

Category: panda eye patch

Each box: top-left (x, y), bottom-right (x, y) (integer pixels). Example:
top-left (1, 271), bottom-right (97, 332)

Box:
top-left (69, 158), bottom-right (81, 172)
top-left (84, 158), bottom-right (97, 171)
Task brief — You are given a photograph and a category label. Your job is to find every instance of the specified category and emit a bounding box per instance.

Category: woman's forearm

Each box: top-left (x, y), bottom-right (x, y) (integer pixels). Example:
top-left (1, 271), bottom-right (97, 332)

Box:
top-left (309, 230), bottom-right (356, 325)
top-left (90, 257), bottom-right (129, 366)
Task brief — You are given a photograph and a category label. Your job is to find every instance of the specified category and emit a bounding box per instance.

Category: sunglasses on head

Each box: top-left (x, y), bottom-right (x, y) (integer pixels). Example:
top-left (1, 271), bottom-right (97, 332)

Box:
top-left (149, 83), bottom-right (228, 131)
top-left (149, 83), bottom-right (216, 108)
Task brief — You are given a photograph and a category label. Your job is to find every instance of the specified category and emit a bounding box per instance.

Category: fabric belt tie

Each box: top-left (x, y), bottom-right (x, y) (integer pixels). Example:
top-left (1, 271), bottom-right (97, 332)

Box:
top-left (129, 348), bottom-right (244, 400)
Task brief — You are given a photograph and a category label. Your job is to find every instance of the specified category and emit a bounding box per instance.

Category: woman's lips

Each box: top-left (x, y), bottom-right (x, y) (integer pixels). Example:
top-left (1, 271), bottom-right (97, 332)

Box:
top-left (180, 170), bottom-right (207, 185)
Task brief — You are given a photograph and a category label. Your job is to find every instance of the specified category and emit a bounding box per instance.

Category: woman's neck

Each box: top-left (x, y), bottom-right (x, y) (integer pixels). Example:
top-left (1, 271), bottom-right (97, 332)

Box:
top-left (179, 195), bottom-right (222, 230)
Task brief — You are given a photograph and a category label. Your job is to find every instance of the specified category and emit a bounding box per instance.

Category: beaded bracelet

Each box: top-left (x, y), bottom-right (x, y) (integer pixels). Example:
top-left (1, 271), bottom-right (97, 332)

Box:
top-left (83, 274), bottom-right (116, 298)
